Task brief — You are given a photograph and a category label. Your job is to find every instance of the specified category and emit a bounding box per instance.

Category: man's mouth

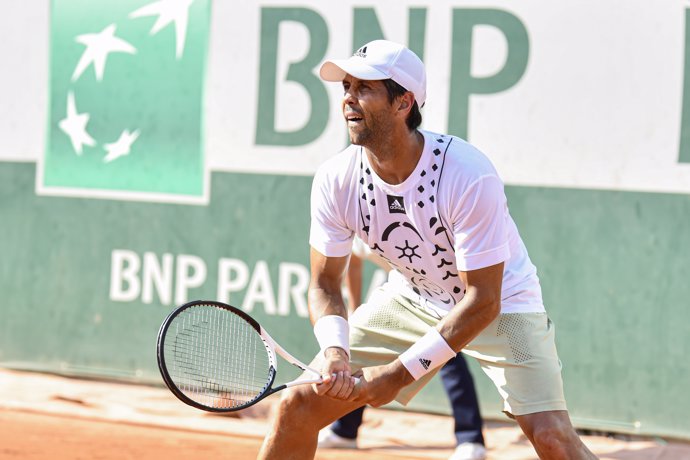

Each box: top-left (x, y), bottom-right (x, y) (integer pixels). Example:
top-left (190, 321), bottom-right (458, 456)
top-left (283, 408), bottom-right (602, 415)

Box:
top-left (345, 112), bottom-right (363, 123)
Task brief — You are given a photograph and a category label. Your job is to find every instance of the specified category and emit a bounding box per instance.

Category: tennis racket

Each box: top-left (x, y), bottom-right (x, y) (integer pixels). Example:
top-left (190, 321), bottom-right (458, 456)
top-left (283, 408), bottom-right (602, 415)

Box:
top-left (157, 300), bottom-right (340, 412)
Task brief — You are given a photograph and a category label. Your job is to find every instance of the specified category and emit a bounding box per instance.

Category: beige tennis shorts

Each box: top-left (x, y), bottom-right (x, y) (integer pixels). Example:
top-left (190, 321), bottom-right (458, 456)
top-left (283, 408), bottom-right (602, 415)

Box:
top-left (348, 284), bottom-right (567, 417)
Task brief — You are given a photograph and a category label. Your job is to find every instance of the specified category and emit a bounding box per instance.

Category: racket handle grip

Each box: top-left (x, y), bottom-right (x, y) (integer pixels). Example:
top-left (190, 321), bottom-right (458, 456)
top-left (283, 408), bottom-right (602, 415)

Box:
top-left (329, 373), bottom-right (361, 385)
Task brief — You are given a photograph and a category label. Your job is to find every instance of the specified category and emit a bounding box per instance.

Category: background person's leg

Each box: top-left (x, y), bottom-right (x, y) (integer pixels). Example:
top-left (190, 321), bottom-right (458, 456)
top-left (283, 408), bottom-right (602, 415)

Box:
top-left (439, 353), bottom-right (485, 447)
top-left (318, 407), bottom-right (364, 449)
top-left (330, 406), bottom-right (365, 439)
top-left (441, 353), bottom-right (487, 459)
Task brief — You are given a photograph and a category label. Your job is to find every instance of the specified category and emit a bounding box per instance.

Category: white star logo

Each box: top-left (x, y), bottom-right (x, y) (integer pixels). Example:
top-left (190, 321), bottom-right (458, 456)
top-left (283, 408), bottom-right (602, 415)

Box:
top-left (72, 24), bottom-right (137, 82)
top-left (129, 0), bottom-right (195, 59)
top-left (59, 92), bottom-right (96, 155)
top-left (103, 129), bottom-right (141, 163)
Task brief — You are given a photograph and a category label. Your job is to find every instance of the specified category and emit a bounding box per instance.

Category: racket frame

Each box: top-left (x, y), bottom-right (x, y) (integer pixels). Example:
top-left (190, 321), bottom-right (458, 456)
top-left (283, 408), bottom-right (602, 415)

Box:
top-left (157, 300), bottom-right (322, 413)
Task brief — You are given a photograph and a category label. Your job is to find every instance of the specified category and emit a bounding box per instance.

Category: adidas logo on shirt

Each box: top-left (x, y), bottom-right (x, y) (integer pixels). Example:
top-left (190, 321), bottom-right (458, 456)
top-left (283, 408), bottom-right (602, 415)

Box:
top-left (419, 358), bottom-right (432, 370)
top-left (387, 195), bottom-right (406, 214)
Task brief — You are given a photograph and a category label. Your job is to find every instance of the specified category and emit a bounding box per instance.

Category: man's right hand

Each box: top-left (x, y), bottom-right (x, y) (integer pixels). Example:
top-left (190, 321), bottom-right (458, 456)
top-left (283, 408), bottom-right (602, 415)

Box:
top-left (312, 347), bottom-right (357, 400)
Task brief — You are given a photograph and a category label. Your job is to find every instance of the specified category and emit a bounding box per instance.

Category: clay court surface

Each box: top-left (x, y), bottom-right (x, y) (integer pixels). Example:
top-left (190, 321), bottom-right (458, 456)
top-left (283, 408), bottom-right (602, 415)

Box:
top-left (0, 369), bottom-right (687, 459)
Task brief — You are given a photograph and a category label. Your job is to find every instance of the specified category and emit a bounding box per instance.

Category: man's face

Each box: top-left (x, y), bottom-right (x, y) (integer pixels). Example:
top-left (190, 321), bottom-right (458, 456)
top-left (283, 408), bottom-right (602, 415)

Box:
top-left (341, 75), bottom-right (396, 147)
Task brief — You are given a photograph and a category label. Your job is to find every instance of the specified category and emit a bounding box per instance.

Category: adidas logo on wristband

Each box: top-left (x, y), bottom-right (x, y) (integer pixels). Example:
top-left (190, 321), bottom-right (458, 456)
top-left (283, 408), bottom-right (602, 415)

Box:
top-left (399, 328), bottom-right (455, 380)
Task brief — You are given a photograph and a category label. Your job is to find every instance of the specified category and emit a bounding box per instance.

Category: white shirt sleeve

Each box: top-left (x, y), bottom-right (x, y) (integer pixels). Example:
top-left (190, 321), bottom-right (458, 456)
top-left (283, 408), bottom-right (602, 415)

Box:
top-left (309, 168), bottom-right (354, 257)
top-left (451, 175), bottom-right (511, 271)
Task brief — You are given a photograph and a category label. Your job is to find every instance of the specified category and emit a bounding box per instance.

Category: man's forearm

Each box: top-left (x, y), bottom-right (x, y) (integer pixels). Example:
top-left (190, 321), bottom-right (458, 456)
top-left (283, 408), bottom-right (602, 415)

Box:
top-left (308, 282), bottom-right (352, 358)
top-left (436, 262), bottom-right (505, 352)
top-left (344, 255), bottom-right (363, 312)
top-left (307, 285), bottom-right (348, 325)
top-left (437, 288), bottom-right (501, 352)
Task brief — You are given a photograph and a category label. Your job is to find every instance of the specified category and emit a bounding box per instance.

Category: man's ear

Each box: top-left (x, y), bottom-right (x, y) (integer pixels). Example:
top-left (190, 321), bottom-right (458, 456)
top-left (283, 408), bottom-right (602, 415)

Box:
top-left (397, 92), bottom-right (415, 114)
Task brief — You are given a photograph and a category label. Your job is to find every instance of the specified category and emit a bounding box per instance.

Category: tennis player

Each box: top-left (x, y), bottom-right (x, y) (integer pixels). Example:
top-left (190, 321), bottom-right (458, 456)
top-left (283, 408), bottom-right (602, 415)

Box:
top-left (258, 40), bottom-right (597, 460)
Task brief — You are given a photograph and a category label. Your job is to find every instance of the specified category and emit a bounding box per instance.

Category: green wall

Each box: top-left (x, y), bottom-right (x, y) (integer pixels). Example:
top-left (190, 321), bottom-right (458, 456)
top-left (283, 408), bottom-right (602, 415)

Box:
top-left (1, 161), bottom-right (688, 439)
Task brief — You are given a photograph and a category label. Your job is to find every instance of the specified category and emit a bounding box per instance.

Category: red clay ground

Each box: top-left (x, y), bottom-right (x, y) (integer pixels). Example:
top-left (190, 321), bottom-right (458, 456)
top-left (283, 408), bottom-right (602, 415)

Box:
top-left (1, 411), bottom-right (420, 460)
top-left (0, 369), bottom-right (687, 459)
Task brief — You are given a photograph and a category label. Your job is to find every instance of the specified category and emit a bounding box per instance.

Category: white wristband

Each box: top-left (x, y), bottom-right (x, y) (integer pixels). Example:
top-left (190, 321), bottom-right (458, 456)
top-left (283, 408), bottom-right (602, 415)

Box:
top-left (313, 315), bottom-right (350, 358)
top-left (399, 328), bottom-right (456, 380)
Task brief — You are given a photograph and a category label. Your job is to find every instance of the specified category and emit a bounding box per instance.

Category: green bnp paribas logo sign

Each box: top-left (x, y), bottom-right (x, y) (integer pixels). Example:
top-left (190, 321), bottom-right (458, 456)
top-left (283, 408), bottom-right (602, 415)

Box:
top-left (40, 0), bottom-right (210, 204)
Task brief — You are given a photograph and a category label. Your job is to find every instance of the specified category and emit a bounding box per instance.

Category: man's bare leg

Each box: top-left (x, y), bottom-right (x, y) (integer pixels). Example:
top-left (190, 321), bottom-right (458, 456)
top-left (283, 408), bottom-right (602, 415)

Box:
top-left (258, 383), bottom-right (364, 460)
top-left (515, 410), bottom-right (597, 460)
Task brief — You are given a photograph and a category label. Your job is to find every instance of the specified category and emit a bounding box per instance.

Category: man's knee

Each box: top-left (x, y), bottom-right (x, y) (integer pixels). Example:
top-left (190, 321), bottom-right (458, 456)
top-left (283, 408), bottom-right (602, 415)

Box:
top-left (519, 411), bottom-right (580, 456)
top-left (273, 387), bottom-right (324, 431)
top-left (532, 421), bottom-right (577, 452)
top-left (277, 387), bottom-right (311, 416)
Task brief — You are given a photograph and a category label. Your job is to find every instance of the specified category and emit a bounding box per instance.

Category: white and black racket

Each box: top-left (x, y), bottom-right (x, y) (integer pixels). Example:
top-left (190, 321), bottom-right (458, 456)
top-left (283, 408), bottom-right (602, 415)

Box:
top-left (157, 300), bottom-right (325, 412)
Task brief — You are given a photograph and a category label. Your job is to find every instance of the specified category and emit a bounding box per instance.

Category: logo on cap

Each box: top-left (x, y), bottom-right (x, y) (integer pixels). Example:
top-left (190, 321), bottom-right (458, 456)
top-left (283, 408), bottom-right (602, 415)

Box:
top-left (387, 195), bottom-right (406, 214)
top-left (354, 46), bottom-right (367, 58)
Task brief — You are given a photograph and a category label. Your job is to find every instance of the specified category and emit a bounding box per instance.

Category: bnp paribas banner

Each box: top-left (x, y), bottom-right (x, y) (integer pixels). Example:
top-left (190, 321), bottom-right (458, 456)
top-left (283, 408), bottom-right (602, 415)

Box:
top-left (198, 1), bottom-right (690, 196)
top-left (31, 0), bottom-right (690, 204)
top-left (40, 0), bottom-right (210, 204)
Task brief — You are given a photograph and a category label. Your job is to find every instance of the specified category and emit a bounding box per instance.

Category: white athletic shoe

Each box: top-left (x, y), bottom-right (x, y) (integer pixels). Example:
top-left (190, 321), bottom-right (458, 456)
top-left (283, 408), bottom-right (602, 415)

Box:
top-left (316, 427), bottom-right (358, 449)
top-left (448, 442), bottom-right (487, 460)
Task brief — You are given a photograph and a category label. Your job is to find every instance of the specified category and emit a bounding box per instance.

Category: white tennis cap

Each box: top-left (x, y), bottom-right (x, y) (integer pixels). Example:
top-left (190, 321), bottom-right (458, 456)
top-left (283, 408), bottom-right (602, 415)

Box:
top-left (320, 40), bottom-right (427, 107)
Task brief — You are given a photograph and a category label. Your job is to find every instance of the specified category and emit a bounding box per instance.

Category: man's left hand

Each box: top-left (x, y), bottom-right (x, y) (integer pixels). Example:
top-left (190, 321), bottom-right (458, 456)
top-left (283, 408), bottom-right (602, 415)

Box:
top-left (351, 359), bottom-right (415, 407)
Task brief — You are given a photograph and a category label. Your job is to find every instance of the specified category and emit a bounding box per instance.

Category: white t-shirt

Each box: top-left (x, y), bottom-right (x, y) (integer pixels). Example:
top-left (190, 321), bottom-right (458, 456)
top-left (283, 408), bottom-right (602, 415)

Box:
top-left (310, 130), bottom-right (544, 315)
top-left (351, 236), bottom-right (389, 270)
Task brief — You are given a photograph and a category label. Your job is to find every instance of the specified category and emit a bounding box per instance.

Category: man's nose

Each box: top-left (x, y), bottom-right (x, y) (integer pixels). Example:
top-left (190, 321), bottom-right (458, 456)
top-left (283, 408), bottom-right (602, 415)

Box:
top-left (343, 91), bottom-right (357, 105)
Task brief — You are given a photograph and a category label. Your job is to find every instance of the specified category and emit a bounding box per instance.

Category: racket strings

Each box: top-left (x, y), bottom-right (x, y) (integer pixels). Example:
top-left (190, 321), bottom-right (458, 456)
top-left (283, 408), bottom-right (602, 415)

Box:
top-left (165, 305), bottom-right (272, 409)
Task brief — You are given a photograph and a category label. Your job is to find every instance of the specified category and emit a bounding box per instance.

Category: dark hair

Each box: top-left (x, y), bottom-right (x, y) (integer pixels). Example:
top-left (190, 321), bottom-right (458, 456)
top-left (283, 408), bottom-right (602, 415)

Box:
top-left (382, 79), bottom-right (422, 131)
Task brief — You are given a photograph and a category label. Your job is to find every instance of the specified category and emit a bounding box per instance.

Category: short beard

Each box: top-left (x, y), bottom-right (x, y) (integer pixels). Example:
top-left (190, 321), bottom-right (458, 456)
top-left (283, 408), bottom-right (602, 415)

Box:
top-left (347, 111), bottom-right (392, 149)
top-left (348, 125), bottom-right (371, 146)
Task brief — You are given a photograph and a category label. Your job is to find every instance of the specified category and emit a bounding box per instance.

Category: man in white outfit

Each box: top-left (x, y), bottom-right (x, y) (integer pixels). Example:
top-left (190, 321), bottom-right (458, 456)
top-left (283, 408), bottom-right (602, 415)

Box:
top-left (258, 40), bottom-right (597, 460)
